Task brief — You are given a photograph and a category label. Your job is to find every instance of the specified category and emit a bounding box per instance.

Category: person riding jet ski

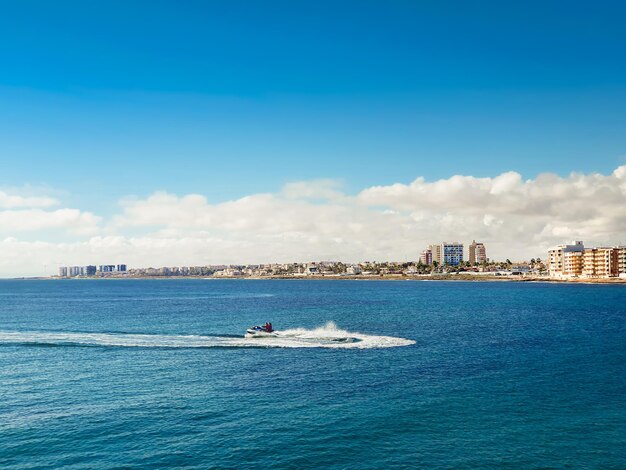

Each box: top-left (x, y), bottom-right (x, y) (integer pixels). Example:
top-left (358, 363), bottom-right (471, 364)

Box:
top-left (245, 322), bottom-right (276, 338)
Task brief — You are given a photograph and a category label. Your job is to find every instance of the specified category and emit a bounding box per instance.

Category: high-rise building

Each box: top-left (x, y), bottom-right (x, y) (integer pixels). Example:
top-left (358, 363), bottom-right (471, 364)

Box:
top-left (469, 240), bottom-right (487, 264)
top-left (548, 241), bottom-right (585, 277)
top-left (441, 242), bottom-right (464, 266)
top-left (428, 244), bottom-right (442, 264)
top-left (117, 264), bottom-right (127, 272)
top-left (419, 249), bottom-right (432, 265)
top-left (69, 266), bottom-right (82, 277)
top-left (59, 267), bottom-right (68, 277)
top-left (582, 248), bottom-right (618, 278)
top-left (85, 265), bottom-right (97, 276)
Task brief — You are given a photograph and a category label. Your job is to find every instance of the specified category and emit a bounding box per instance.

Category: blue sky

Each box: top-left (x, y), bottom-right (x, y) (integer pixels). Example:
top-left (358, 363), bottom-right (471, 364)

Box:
top-left (2, 1), bottom-right (626, 205)
top-left (1, 1), bottom-right (626, 274)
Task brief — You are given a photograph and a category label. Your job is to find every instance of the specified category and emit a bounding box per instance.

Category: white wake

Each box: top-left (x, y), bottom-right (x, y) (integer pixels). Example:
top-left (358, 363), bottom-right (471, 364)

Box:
top-left (0, 322), bottom-right (414, 349)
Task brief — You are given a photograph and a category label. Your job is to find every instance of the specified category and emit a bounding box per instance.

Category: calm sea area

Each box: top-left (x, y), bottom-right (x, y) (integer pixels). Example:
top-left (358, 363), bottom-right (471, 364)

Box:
top-left (1, 279), bottom-right (624, 469)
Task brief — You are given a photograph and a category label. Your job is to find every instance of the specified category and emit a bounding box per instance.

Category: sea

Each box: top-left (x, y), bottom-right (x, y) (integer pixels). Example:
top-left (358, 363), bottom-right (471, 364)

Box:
top-left (0, 279), bottom-right (624, 469)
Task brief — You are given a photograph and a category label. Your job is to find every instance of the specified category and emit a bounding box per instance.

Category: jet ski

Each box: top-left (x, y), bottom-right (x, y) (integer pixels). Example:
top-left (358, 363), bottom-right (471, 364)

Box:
top-left (245, 324), bottom-right (277, 338)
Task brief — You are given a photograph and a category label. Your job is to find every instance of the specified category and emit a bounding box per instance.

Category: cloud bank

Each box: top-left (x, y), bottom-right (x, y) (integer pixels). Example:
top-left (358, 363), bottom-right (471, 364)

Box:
top-left (2, 166), bottom-right (626, 276)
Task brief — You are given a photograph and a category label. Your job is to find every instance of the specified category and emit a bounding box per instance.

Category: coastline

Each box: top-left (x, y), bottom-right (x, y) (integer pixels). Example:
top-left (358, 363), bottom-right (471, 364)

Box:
top-left (13, 274), bottom-right (626, 285)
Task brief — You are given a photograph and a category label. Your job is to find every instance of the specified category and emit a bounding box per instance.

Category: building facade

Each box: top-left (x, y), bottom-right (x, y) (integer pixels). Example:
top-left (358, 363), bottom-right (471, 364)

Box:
top-left (442, 242), bottom-right (464, 266)
top-left (549, 241), bottom-right (626, 278)
top-left (69, 266), bottom-right (83, 277)
top-left (468, 240), bottom-right (487, 264)
top-left (419, 249), bottom-right (432, 265)
top-left (582, 248), bottom-right (619, 278)
top-left (617, 246), bottom-right (626, 276)
top-left (548, 241), bottom-right (585, 277)
top-left (428, 244), bottom-right (442, 265)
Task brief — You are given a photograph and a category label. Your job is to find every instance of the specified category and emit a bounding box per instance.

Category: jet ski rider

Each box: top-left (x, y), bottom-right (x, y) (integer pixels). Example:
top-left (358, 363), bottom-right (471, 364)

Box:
top-left (264, 322), bottom-right (273, 333)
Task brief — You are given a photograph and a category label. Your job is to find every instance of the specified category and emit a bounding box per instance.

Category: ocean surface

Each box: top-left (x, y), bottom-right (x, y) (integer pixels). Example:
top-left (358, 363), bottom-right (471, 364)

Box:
top-left (1, 279), bottom-right (624, 469)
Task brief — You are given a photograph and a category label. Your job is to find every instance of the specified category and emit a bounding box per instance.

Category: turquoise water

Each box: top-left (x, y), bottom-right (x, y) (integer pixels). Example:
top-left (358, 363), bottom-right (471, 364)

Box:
top-left (1, 279), bottom-right (624, 468)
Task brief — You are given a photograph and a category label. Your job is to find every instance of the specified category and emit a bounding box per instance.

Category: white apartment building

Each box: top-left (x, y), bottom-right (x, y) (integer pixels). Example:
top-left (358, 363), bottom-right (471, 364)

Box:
top-left (548, 241), bottom-right (585, 277)
top-left (346, 265), bottom-right (362, 275)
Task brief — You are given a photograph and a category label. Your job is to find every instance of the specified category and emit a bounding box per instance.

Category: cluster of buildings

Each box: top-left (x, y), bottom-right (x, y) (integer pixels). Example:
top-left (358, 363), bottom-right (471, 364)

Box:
top-left (55, 239), bottom-right (626, 280)
top-left (58, 264), bottom-right (127, 277)
top-left (548, 241), bottom-right (626, 278)
top-left (419, 240), bottom-right (487, 266)
top-left (125, 262), bottom-right (358, 278)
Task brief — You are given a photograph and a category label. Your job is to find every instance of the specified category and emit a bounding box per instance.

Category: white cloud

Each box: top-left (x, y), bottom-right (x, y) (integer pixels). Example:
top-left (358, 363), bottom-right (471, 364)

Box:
top-left (2, 166), bottom-right (626, 276)
top-left (281, 179), bottom-right (345, 201)
top-left (0, 209), bottom-right (101, 236)
top-left (0, 190), bottom-right (59, 208)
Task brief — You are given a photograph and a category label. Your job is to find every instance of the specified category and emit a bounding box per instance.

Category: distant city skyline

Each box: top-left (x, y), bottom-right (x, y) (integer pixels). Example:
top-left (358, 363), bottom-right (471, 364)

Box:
top-left (1, 2), bottom-right (626, 277)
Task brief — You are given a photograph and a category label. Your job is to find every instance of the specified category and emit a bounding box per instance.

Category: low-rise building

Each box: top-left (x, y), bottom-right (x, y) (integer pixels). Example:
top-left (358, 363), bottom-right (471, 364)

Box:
top-left (510, 264), bottom-right (531, 275)
top-left (346, 265), bottom-right (361, 275)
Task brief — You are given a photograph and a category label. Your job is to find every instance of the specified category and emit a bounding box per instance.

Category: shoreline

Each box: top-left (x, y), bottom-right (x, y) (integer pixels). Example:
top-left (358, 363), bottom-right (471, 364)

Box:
top-left (10, 274), bottom-right (626, 285)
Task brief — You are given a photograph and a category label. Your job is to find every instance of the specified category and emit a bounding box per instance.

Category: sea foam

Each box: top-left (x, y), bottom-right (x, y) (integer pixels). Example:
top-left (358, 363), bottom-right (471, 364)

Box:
top-left (0, 322), bottom-right (415, 349)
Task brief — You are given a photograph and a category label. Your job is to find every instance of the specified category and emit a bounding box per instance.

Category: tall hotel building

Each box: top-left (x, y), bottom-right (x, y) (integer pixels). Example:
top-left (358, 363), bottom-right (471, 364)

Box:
top-left (424, 242), bottom-right (464, 266)
top-left (428, 244), bottom-right (442, 264)
top-left (468, 240), bottom-right (487, 264)
top-left (442, 242), bottom-right (464, 266)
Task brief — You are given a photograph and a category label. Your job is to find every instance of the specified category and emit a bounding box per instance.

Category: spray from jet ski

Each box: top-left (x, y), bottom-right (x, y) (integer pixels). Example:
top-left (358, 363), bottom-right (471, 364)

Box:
top-left (0, 322), bottom-right (415, 349)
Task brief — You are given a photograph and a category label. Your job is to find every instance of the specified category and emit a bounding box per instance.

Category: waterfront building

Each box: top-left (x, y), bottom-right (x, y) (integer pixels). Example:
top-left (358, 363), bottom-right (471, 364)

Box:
top-left (548, 241), bottom-right (585, 277)
top-left (346, 265), bottom-right (361, 275)
top-left (563, 251), bottom-right (584, 277)
top-left (428, 244), bottom-right (442, 264)
top-left (306, 264), bottom-right (319, 275)
top-left (582, 247), bottom-right (618, 278)
top-left (86, 265), bottom-right (97, 276)
top-left (468, 240), bottom-right (487, 264)
top-left (117, 264), bottom-right (127, 272)
top-left (69, 266), bottom-right (83, 277)
top-left (442, 242), bottom-right (464, 266)
top-left (419, 249), bottom-right (432, 265)
top-left (617, 246), bottom-right (626, 276)
top-left (99, 265), bottom-right (116, 273)
top-left (59, 267), bottom-right (68, 277)
top-left (510, 265), bottom-right (531, 275)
